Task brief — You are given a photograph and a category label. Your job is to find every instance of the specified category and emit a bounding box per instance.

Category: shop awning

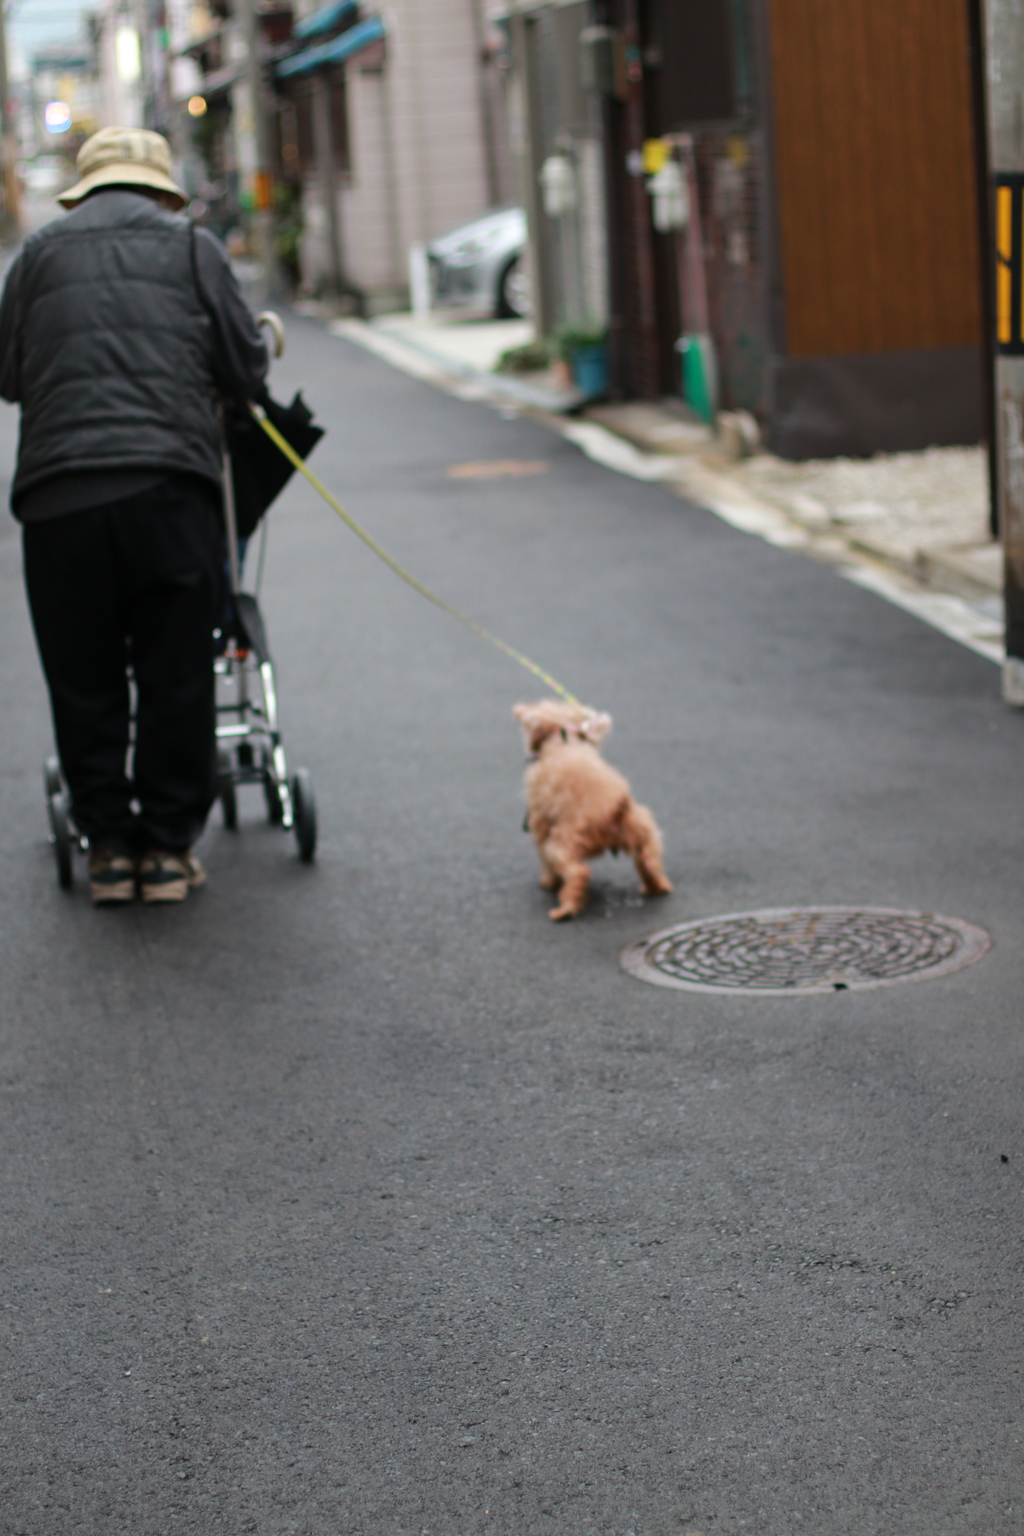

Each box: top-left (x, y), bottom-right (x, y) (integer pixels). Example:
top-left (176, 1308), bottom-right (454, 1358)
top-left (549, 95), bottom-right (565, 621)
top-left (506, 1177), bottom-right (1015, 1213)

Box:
top-left (292, 0), bottom-right (359, 41)
top-left (275, 14), bottom-right (385, 78)
top-left (197, 61), bottom-right (244, 97)
top-left (177, 24), bottom-right (226, 59)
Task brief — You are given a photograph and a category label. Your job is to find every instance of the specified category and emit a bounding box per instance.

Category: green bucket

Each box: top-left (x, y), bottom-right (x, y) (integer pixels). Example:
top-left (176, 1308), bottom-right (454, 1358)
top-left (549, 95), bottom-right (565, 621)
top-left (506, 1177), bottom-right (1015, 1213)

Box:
top-left (678, 334), bottom-right (717, 424)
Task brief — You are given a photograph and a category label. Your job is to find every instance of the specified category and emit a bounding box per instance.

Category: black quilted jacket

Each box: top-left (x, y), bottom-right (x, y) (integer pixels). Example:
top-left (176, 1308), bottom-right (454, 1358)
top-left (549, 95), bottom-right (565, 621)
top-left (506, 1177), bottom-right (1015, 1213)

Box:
top-left (0, 190), bottom-right (268, 504)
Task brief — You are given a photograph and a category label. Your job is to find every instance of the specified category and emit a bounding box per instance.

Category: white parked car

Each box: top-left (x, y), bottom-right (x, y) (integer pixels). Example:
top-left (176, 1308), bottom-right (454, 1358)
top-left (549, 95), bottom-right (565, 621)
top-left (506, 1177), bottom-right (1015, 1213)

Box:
top-left (427, 207), bottom-right (530, 318)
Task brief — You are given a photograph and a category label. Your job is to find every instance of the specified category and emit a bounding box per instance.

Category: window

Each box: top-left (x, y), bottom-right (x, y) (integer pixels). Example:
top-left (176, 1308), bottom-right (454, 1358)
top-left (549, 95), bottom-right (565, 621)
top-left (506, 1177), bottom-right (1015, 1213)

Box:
top-left (645, 0), bottom-right (737, 129)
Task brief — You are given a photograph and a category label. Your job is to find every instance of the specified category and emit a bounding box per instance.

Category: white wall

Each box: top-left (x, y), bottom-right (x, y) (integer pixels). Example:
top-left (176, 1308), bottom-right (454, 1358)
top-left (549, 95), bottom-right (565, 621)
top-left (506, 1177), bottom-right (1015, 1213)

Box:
top-left (317, 0), bottom-right (493, 303)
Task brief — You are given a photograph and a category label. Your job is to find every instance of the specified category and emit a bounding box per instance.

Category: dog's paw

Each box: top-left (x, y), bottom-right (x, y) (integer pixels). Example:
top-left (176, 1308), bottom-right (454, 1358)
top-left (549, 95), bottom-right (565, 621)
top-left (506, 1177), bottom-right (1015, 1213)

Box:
top-left (549, 903), bottom-right (577, 921)
top-left (644, 876), bottom-right (673, 896)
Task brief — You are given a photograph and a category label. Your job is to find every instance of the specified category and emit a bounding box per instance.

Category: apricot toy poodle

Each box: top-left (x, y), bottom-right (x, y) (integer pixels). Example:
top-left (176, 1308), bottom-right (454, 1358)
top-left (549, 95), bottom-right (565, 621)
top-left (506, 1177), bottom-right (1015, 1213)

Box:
top-left (513, 699), bottom-right (672, 920)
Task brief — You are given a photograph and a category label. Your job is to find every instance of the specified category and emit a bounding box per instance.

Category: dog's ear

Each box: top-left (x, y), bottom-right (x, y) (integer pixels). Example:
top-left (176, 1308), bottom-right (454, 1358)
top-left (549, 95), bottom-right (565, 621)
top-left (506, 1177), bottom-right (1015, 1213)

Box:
top-left (580, 710), bottom-right (612, 745)
top-left (514, 702), bottom-right (543, 752)
top-left (514, 702), bottom-right (563, 753)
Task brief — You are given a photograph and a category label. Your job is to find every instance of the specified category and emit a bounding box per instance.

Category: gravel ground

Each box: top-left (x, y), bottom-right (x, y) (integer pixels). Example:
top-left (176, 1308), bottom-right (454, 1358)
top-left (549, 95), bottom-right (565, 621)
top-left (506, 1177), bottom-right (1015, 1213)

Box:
top-left (731, 446), bottom-right (989, 559)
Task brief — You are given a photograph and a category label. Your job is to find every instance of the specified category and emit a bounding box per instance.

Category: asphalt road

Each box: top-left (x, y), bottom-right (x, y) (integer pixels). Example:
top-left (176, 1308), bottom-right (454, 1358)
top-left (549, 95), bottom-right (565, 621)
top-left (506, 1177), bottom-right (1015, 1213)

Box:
top-left (1, 314), bottom-right (1022, 1536)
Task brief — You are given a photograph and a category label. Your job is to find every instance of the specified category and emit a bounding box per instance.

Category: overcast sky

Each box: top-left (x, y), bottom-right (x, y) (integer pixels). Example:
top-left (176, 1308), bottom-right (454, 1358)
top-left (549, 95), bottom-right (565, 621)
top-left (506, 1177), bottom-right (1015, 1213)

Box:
top-left (7, 0), bottom-right (92, 73)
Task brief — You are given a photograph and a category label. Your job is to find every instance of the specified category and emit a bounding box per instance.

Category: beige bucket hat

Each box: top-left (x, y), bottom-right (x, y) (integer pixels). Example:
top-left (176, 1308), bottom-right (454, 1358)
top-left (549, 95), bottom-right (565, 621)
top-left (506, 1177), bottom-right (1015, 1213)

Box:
top-left (59, 127), bottom-right (187, 210)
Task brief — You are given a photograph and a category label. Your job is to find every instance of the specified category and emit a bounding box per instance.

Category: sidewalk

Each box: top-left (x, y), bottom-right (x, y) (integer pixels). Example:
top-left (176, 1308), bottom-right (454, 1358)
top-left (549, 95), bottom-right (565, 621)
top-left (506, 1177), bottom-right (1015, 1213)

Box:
top-left (591, 399), bottom-right (995, 595)
top-left (325, 311), bottom-right (1004, 667)
top-left (586, 400), bottom-right (1003, 667)
top-left (311, 306), bottom-right (585, 412)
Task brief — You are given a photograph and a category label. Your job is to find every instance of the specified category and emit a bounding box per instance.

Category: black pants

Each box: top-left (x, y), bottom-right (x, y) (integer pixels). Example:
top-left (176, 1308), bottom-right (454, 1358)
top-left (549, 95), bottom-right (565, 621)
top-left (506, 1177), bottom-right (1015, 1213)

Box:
top-left (23, 480), bottom-right (223, 854)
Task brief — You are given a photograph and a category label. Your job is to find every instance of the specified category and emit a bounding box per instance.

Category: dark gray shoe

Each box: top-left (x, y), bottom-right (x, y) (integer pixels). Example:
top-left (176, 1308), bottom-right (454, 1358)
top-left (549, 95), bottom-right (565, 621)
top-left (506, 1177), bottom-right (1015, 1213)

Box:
top-left (139, 851), bottom-right (206, 904)
top-left (89, 850), bottom-right (137, 905)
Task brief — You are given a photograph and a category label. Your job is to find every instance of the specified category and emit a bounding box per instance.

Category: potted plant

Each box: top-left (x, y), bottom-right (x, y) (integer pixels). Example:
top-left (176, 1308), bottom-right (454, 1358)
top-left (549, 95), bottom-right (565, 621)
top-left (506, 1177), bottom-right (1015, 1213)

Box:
top-left (273, 181), bottom-right (304, 293)
top-left (555, 322), bottom-right (609, 398)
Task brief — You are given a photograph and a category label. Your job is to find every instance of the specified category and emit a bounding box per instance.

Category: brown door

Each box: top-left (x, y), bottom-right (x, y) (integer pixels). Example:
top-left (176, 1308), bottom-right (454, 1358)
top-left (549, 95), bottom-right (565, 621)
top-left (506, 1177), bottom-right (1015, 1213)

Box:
top-left (768, 0), bottom-right (981, 358)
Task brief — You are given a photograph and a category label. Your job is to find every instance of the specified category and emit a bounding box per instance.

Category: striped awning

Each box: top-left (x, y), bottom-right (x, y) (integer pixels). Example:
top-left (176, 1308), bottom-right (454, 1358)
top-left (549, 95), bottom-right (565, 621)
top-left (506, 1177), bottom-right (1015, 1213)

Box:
top-left (275, 14), bottom-right (385, 78)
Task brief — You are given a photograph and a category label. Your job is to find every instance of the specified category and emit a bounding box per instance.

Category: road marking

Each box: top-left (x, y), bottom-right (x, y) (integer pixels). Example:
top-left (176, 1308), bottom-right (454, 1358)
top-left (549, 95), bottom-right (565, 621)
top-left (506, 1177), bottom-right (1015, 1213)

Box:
top-left (447, 460), bottom-right (549, 479)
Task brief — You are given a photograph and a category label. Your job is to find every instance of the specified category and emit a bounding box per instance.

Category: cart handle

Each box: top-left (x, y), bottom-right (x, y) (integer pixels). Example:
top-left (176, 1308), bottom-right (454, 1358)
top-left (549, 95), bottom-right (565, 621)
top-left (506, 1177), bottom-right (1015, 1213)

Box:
top-left (257, 310), bottom-right (286, 359)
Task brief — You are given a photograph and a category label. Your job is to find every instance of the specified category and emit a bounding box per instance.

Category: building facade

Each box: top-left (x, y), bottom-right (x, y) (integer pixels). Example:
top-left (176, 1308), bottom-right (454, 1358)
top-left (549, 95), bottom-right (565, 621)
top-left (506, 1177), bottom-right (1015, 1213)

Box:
top-left (282, 0), bottom-right (508, 310)
top-left (510, 0), bottom-right (986, 459)
top-left (173, 0), bottom-right (512, 311)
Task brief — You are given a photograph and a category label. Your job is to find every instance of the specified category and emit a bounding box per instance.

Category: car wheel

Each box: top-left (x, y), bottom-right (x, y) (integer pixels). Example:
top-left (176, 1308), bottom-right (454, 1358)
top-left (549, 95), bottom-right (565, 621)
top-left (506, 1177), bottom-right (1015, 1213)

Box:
top-left (497, 256), bottom-right (531, 319)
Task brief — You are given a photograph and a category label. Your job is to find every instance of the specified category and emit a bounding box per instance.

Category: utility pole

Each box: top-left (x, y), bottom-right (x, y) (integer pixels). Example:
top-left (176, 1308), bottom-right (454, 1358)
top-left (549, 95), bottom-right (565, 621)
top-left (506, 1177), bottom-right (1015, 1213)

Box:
top-left (982, 0), bottom-right (1024, 702)
top-left (0, 0), bottom-right (22, 245)
top-left (507, 6), bottom-right (552, 334)
top-left (311, 70), bottom-right (344, 296)
top-left (239, 0), bottom-right (278, 301)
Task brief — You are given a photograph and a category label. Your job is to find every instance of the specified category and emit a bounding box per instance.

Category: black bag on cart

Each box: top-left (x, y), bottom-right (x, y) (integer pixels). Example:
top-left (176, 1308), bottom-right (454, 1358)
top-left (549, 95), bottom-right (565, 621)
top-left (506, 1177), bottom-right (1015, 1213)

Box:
top-left (224, 390), bottom-right (324, 539)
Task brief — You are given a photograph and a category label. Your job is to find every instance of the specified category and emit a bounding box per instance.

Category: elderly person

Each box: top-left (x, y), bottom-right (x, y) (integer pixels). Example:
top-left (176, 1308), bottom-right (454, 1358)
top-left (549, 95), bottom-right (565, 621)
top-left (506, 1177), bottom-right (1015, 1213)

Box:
top-left (0, 128), bottom-right (268, 903)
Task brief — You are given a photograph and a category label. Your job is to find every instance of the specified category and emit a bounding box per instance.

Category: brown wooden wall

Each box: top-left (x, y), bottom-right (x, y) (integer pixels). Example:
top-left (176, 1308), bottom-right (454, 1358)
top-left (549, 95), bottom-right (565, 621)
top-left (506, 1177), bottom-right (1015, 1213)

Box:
top-left (769, 0), bottom-right (981, 357)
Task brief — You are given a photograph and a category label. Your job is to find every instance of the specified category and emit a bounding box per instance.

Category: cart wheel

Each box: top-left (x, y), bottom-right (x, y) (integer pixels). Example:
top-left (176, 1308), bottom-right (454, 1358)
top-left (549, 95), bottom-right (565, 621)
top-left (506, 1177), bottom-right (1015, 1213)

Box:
top-left (220, 777), bottom-right (238, 830)
top-left (263, 768), bottom-right (284, 825)
top-left (44, 756), bottom-right (62, 799)
top-left (51, 791), bottom-right (73, 890)
top-left (217, 751), bottom-right (238, 830)
top-left (292, 768), bottom-right (317, 862)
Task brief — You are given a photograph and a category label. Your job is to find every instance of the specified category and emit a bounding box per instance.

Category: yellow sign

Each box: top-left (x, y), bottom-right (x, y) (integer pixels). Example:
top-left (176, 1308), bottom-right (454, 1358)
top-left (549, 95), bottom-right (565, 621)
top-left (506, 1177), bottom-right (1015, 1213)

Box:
top-left (254, 171), bottom-right (274, 213)
top-left (995, 174), bottom-right (1024, 353)
top-left (642, 138), bottom-right (671, 175)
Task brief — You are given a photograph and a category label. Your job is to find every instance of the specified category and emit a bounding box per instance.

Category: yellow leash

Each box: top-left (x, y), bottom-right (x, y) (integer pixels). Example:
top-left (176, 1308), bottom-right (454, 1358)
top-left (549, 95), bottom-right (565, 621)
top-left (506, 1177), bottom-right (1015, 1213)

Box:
top-left (250, 404), bottom-right (579, 705)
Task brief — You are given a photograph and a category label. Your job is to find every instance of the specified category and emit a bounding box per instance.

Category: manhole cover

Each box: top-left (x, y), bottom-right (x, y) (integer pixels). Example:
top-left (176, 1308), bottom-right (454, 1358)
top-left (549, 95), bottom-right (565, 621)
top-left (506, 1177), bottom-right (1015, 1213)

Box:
top-left (621, 907), bottom-right (991, 995)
